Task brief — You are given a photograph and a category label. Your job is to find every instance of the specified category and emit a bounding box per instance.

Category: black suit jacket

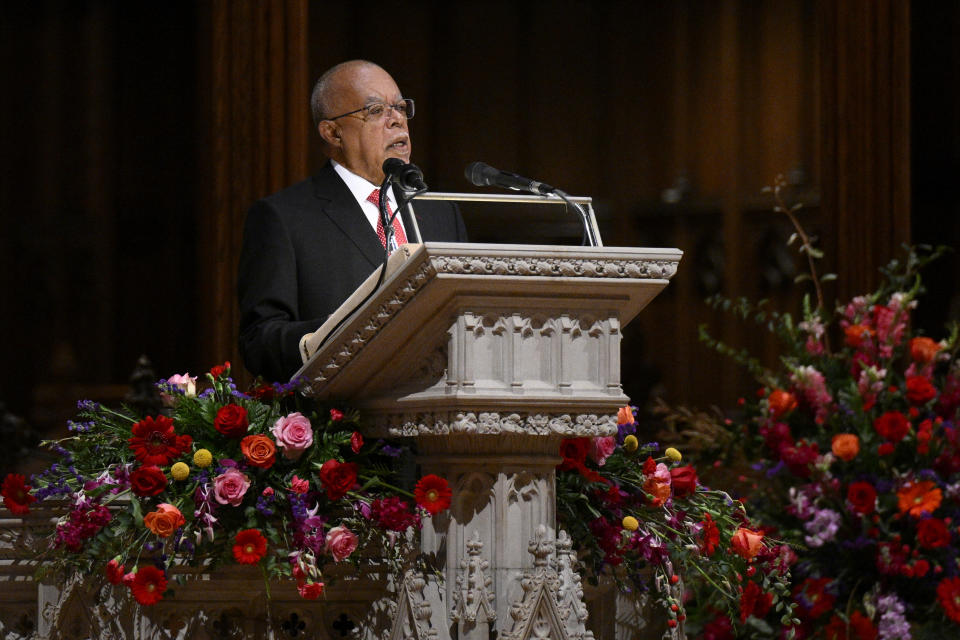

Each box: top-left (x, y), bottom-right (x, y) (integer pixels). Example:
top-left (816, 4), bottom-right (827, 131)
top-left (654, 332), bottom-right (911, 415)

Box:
top-left (238, 161), bottom-right (468, 382)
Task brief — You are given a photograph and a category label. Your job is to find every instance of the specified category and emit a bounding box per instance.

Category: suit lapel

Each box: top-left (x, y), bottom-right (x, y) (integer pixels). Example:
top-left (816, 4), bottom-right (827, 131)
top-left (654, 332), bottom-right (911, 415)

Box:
top-left (312, 163), bottom-right (385, 268)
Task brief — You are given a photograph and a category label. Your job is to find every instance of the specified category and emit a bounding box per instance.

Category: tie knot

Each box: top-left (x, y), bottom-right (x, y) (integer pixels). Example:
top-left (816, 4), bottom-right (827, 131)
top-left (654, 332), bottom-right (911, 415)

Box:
top-left (367, 189), bottom-right (382, 207)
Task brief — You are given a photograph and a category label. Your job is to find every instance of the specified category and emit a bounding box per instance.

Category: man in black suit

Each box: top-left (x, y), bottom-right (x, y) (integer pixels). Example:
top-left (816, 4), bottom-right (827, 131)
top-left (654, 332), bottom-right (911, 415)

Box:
top-left (238, 60), bottom-right (467, 382)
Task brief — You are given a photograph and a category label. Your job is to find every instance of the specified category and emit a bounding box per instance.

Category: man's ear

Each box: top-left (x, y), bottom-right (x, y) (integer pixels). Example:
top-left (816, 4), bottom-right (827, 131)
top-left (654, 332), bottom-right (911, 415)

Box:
top-left (317, 121), bottom-right (341, 149)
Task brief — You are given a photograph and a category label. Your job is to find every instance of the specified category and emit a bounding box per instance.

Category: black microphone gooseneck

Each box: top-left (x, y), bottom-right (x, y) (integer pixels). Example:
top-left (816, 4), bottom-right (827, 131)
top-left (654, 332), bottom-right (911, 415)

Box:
top-left (464, 161), bottom-right (555, 196)
top-left (310, 159), bottom-right (429, 356)
top-left (464, 161), bottom-right (599, 246)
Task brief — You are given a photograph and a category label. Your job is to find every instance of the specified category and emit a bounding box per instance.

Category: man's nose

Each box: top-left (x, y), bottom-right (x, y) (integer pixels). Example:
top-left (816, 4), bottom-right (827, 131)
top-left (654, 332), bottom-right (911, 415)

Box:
top-left (385, 105), bottom-right (405, 127)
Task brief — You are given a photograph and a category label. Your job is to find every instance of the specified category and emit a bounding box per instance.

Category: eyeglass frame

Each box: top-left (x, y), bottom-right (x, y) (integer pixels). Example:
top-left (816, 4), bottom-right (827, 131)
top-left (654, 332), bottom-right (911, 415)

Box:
top-left (323, 98), bottom-right (415, 123)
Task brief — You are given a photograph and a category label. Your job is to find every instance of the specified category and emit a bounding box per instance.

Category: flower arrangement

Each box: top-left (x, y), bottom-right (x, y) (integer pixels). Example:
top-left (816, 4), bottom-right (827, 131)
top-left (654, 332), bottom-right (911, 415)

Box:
top-left (660, 178), bottom-right (960, 638)
top-left (556, 406), bottom-right (796, 637)
top-left (2, 363), bottom-right (450, 606)
top-left (2, 364), bottom-right (794, 635)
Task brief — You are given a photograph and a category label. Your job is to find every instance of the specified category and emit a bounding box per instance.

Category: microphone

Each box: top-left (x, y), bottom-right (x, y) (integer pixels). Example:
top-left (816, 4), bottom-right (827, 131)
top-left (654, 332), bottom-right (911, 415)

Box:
top-left (383, 158), bottom-right (427, 192)
top-left (464, 161), bottom-right (555, 195)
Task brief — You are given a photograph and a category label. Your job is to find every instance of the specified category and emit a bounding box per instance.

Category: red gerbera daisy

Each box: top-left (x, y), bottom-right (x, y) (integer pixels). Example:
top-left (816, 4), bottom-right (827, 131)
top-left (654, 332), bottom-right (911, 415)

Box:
top-left (414, 474), bottom-right (452, 516)
top-left (937, 577), bottom-right (960, 623)
top-left (127, 415), bottom-right (192, 466)
top-left (129, 565), bottom-right (168, 606)
top-left (232, 529), bottom-right (267, 564)
top-left (1, 473), bottom-right (36, 515)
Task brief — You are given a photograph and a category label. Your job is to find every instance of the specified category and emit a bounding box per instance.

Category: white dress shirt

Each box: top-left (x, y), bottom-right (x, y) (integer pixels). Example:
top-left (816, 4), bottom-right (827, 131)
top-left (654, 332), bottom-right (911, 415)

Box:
top-left (331, 160), bottom-right (408, 241)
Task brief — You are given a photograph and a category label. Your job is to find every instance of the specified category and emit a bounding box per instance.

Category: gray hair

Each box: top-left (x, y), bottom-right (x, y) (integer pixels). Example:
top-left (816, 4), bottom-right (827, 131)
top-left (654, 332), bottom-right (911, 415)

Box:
top-left (310, 60), bottom-right (380, 127)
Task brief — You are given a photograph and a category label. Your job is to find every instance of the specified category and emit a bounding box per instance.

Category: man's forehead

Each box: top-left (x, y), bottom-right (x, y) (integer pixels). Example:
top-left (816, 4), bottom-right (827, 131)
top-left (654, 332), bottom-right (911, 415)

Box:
top-left (337, 66), bottom-right (400, 100)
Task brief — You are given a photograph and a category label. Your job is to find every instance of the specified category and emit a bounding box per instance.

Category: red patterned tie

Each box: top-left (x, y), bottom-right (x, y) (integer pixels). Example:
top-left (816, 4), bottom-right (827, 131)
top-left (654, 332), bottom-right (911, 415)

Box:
top-left (367, 188), bottom-right (407, 249)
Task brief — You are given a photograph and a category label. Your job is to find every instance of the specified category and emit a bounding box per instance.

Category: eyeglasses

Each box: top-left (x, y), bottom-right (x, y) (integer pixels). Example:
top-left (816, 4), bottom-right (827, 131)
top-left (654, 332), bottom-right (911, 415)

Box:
top-left (324, 98), bottom-right (415, 122)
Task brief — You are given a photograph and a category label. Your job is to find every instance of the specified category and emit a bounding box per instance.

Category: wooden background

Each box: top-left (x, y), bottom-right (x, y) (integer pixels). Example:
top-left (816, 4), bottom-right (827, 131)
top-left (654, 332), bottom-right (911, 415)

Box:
top-left (1, 0), bottom-right (957, 460)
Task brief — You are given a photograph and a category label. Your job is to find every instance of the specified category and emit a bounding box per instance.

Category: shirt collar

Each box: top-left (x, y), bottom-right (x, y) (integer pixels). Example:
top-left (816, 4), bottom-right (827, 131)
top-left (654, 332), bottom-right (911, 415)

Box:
top-left (331, 160), bottom-right (398, 210)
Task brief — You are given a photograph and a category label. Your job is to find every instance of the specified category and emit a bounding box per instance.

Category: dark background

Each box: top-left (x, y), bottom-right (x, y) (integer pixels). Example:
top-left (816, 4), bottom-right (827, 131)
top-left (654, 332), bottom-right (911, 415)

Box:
top-left (1, 1), bottom-right (957, 470)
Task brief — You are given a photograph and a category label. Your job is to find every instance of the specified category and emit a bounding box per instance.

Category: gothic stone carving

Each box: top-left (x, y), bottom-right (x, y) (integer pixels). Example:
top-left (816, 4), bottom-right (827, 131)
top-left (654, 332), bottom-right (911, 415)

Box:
top-left (369, 411), bottom-right (616, 439)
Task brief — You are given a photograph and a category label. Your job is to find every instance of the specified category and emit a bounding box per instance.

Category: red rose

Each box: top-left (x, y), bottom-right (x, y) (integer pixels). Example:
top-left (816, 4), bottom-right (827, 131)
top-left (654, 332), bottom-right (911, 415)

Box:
top-left (906, 375), bottom-right (938, 406)
top-left (874, 410), bottom-right (910, 442)
top-left (129, 466), bottom-right (168, 497)
top-left (558, 438), bottom-right (591, 470)
top-left (878, 442), bottom-right (896, 456)
top-left (329, 408), bottom-right (344, 422)
top-left (215, 404), bottom-right (249, 438)
top-left (847, 481), bottom-right (877, 515)
top-left (318, 459), bottom-right (358, 501)
top-left (670, 466), bottom-right (698, 497)
top-left (917, 517), bottom-right (951, 549)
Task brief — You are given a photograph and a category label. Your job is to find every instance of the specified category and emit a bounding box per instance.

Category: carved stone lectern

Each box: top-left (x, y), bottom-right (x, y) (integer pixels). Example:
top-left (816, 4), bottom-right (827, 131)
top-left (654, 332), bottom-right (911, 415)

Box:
top-left (295, 242), bottom-right (682, 640)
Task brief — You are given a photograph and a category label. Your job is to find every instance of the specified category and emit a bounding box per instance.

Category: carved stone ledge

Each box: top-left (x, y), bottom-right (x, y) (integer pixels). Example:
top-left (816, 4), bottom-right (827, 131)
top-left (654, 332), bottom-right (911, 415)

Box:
top-left (430, 255), bottom-right (678, 280)
top-left (367, 411), bottom-right (617, 439)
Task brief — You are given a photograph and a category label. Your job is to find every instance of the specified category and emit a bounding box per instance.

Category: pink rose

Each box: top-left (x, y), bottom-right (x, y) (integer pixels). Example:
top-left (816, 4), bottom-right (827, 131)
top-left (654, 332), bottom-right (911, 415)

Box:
top-left (167, 373), bottom-right (197, 396)
top-left (161, 373), bottom-right (197, 406)
top-left (589, 436), bottom-right (616, 466)
top-left (271, 412), bottom-right (314, 459)
top-left (290, 475), bottom-right (309, 494)
top-left (213, 468), bottom-right (251, 506)
top-left (325, 525), bottom-right (359, 561)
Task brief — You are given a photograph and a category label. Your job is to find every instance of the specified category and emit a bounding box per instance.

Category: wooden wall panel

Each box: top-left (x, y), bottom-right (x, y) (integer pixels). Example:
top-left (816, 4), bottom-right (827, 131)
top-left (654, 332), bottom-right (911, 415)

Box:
top-left (197, 0), bottom-right (310, 381)
top-left (819, 0), bottom-right (911, 301)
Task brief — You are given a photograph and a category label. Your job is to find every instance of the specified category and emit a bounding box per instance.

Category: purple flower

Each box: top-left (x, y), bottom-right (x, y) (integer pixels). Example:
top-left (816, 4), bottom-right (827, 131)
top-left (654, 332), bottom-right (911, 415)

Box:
top-left (803, 508), bottom-right (841, 547)
top-left (380, 443), bottom-right (403, 457)
top-left (876, 592), bottom-right (911, 640)
top-left (616, 421), bottom-right (637, 445)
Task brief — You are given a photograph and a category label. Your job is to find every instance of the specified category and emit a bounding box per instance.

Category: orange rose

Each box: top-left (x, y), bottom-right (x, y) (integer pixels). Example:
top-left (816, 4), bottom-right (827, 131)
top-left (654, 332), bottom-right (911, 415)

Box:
top-left (910, 336), bottom-right (940, 364)
top-left (617, 406), bottom-right (634, 425)
top-left (844, 324), bottom-right (873, 348)
top-left (768, 389), bottom-right (798, 419)
top-left (731, 527), bottom-right (764, 560)
top-left (143, 503), bottom-right (185, 538)
top-left (831, 433), bottom-right (860, 462)
top-left (240, 435), bottom-right (276, 469)
top-left (643, 478), bottom-right (672, 506)
top-left (897, 481), bottom-right (942, 518)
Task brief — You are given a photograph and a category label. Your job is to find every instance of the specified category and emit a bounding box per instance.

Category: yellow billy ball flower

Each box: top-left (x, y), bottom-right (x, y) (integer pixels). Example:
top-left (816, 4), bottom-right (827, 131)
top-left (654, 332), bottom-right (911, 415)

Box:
top-left (193, 448), bottom-right (213, 468)
top-left (622, 516), bottom-right (639, 531)
top-left (170, 462), bottom-right (190, 481)
top-left (665, 447), bottom-right (682, 462)
top-left (623, 435), bottom-right (639, 452)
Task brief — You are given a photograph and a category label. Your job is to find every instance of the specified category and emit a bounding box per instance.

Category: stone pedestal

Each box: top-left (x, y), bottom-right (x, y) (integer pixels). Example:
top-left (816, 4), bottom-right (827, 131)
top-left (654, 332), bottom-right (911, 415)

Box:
top-left (297, 243), bottom-right (682, 639)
